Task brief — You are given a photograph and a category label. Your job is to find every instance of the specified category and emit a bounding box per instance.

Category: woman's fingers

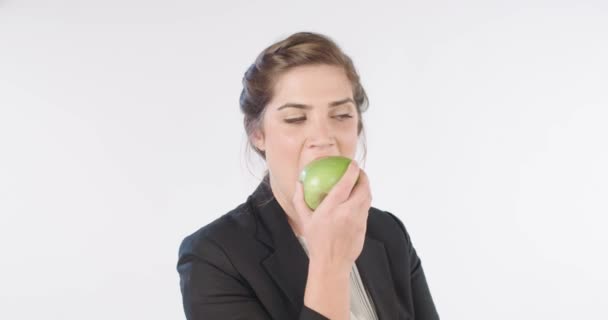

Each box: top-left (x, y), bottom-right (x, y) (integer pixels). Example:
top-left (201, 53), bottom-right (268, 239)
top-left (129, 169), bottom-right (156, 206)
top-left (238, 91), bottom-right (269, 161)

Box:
top-left (350, 168), bottom-right (372, 207)
top-left (347, 168), bottom-right (372, 222)
top-left (319, 160), bottom-right (361, 211)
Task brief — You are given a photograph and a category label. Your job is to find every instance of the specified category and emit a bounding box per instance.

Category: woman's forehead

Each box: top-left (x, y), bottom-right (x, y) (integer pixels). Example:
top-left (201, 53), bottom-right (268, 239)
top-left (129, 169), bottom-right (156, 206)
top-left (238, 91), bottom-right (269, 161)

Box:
top-left (269, 65), bottom-right (354, 109)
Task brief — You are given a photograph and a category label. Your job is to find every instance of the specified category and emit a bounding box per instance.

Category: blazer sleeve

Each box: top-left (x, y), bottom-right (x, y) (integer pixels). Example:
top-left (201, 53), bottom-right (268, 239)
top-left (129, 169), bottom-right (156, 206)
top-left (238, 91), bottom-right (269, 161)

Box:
top-left (391, 214), bottom-right (440, 320)
top-left (177, 234), bottom-right (330, 320)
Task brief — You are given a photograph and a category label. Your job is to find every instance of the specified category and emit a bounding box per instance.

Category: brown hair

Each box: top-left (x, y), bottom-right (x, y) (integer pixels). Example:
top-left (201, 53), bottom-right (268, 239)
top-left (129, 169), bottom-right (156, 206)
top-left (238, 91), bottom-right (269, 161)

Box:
top-left (240, 32), bottom-right (369, 185)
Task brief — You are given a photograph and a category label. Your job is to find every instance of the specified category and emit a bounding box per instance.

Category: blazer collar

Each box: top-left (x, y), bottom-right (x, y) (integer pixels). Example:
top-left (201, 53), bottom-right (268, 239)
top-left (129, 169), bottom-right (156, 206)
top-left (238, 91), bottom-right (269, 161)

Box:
top-left (247, 181), bottom-right (401, 319)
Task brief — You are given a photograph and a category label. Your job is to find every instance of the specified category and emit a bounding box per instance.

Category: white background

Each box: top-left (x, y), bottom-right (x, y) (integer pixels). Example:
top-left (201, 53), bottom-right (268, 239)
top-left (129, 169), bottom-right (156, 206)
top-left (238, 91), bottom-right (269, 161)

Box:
top-left (1, 1), bottom-right (607, 319)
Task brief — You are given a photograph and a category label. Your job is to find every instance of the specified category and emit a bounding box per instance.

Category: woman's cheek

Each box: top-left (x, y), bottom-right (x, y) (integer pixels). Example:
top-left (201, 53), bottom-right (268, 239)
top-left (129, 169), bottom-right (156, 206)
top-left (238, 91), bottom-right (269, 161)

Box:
top-left (280, 132), bottom-right (303, 150)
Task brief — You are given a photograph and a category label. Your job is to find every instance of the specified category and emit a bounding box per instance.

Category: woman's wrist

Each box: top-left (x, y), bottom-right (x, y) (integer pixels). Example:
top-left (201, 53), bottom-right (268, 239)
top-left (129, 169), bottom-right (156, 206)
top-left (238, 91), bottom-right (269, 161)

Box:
top-left (304, 259), bottom-right (351, 320)
top-left (308, 257), bottom-right (352, 278)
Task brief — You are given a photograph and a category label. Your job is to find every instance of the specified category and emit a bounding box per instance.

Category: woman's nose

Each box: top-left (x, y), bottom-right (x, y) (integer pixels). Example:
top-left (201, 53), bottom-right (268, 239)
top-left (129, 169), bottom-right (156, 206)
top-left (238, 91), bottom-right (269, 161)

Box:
top-left (308, 116), bottom-right (335, 147)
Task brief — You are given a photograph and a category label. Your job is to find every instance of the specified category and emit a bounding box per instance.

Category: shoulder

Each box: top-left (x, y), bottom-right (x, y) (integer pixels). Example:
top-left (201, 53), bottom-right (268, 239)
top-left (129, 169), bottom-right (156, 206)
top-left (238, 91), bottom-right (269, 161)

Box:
top-left (178, 201), bottom-right (256, 257)
top-left (367, 206), bottom-right (414, 247)
top-left (366, 206), bottom-right (423, 277)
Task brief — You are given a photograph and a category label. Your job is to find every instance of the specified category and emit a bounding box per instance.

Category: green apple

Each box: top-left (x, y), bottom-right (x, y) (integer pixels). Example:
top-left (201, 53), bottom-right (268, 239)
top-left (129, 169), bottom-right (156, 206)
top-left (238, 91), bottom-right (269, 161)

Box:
top-left (298, 156), bottom-right (359, 210)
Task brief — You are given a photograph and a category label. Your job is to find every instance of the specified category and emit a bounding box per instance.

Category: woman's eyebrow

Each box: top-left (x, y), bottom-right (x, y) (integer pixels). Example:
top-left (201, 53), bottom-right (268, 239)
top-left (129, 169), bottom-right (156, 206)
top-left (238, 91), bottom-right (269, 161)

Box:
top-left (277, 98), bottom-right (355, 111)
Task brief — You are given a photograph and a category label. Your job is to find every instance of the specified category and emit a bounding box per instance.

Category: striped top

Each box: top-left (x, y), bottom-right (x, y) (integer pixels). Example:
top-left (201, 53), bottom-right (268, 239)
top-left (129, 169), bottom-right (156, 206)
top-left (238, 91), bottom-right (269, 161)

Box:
top-left (296, 235), bottom-right (379, 320)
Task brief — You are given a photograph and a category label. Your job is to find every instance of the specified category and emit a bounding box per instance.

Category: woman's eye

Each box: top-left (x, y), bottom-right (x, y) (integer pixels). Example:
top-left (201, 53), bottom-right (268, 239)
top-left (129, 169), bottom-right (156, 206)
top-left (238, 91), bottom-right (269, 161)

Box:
top-left (336, 114), bottom-right (353, 120)
top-left (284, 117), bottom-right (306, 124)
top-left (284, 114), bottom-right (352, 124)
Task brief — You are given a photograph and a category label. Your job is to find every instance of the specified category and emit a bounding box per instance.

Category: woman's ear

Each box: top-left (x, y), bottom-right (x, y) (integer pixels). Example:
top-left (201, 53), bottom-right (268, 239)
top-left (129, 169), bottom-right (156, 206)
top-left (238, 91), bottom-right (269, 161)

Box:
top-left (251, 129), bottom-right (265, 152)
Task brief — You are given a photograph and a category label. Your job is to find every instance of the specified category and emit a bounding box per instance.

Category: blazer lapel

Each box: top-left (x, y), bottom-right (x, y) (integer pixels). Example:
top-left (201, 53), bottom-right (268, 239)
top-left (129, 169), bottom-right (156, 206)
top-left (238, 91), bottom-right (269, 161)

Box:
top-left (261, 234), bottom-right (309, 313)
top-left (356, 236), bottom-right (404, 320)
top-left (250, 181), bottom-right (310, 315)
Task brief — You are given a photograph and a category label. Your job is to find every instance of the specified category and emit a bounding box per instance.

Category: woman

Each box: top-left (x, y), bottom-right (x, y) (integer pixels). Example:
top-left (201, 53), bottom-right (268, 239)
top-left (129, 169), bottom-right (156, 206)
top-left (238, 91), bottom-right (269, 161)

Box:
top-left (177, 32), bottom-right (440, 320)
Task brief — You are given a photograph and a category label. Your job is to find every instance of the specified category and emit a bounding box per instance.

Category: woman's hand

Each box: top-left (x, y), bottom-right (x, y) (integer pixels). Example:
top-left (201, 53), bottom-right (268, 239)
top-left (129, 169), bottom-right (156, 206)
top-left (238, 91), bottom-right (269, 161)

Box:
top-left (292, 160), bottom-right (372, 271)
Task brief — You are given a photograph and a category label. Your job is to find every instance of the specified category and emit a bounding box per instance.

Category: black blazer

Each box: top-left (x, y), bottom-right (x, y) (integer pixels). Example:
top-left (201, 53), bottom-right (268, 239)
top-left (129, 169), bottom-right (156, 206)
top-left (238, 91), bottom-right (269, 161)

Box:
top-left (177, 181), bottom-right (440, 319)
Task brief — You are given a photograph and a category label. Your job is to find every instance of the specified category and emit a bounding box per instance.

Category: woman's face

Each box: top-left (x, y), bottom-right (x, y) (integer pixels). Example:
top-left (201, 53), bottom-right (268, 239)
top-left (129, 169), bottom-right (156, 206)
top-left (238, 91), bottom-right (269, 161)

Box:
top-left (252, 64), bottom-right (360, 205)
